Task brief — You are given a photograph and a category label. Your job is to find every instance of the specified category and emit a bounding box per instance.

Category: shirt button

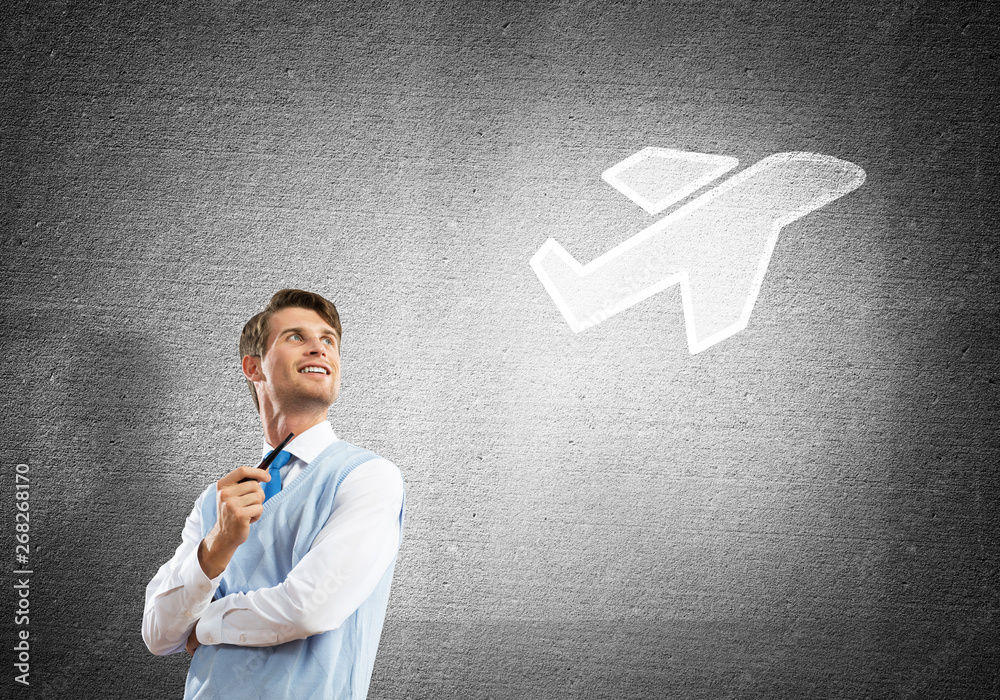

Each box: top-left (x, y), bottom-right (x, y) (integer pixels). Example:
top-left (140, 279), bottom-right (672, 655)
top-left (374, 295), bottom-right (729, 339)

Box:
top-left (201, 584), bottom-right (210, 592)
top-left (207, 634), bottom-right (214, 643)
top-left (183, 610), bottom-right (192, 618)
top-left (239, 634), bottom-right (247, 643)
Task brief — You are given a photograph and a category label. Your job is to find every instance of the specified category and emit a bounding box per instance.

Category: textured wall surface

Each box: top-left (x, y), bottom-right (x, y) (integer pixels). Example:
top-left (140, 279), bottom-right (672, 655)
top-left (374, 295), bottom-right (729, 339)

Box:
top-left (2, 1), bottom-right (998, 698)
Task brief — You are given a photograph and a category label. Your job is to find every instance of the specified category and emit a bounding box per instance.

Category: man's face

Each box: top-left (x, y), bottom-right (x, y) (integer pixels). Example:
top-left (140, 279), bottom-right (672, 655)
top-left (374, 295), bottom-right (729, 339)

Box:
top-left (248, 306), bottom-right (342, 413)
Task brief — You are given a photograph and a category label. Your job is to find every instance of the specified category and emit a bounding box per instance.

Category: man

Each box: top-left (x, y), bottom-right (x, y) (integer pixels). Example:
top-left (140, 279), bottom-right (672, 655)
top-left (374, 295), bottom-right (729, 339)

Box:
top-left (143, 289), bottom-right (405, 699)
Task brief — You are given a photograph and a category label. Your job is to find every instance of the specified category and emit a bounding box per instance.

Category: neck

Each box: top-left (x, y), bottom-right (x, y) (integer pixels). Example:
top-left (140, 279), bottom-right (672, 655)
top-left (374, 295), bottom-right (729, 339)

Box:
top-left (258, 402), bottom-right (329, 448)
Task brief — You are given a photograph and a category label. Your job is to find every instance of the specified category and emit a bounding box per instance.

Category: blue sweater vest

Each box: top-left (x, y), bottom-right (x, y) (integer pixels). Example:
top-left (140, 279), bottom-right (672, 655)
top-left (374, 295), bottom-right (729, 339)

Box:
top-left (185, 440), bottom-right (404, 700)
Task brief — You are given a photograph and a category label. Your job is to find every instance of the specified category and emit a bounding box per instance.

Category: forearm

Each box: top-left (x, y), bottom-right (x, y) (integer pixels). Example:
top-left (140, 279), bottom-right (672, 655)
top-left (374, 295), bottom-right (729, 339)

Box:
top-left (197, 533), bottom-right (238, 580)
top-left (197, 531), bottom-right (398, 646)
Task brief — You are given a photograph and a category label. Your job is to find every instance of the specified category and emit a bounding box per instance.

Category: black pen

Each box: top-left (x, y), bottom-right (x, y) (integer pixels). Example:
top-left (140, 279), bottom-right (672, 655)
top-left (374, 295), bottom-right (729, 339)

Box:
top-left (256, 431), bottom-right (295, 470)
top-left (239, 431), bottom-right (295, 482)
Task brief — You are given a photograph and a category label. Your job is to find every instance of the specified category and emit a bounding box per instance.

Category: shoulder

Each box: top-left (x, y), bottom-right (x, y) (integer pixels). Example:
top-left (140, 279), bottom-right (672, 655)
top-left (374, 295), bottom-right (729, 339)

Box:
top-left (339, 454), bottom-right (405, 504)
top-left (194, 480), bottom-right (216, 509)
top-left (181, 481), bottom-right (217, 531)
top-left (352, 456), bottom-right (403, 485)
top-left (320, 440), bottom-right (399, 474)
top-left (312, 440), bottom-right (403, 492)
top-left (191, 480), bottom-right (217, 516)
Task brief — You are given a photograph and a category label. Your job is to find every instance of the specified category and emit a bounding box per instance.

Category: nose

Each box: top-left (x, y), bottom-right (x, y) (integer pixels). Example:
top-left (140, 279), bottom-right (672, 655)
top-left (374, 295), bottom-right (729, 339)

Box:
top-left (305, 336), bottom-right (328, 355)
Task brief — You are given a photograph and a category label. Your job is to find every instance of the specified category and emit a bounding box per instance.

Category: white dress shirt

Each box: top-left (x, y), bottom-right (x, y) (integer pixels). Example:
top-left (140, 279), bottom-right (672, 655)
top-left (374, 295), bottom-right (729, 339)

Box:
top-left (142, 421), bottom-right (404, 655)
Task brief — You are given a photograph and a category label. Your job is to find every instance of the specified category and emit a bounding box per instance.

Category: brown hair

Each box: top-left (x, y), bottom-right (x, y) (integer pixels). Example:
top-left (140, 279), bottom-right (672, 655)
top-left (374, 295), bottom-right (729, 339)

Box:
top-left (240, 289), bottom-right (342, 412)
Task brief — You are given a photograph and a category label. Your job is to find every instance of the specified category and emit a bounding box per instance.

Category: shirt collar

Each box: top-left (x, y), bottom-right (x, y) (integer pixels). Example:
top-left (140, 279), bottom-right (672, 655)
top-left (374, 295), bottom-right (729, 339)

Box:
top-left (261, 420), bottom-right (339, 465)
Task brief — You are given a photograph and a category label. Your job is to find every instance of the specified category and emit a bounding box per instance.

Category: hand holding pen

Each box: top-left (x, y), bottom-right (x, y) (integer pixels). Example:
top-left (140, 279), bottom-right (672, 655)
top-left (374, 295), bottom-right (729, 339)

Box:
top-left (197, 432), bottom-right (294, 580)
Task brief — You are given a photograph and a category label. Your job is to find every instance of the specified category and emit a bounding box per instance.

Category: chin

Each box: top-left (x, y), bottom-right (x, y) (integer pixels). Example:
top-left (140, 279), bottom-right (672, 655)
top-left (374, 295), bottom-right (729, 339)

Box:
top-left (284, 387), bottom-right (336, 410)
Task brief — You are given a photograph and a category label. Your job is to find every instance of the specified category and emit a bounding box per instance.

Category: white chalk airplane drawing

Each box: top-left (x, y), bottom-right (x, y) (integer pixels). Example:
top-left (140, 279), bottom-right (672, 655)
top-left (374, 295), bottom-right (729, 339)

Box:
top-left (530, 147), bottom-right (866, 353)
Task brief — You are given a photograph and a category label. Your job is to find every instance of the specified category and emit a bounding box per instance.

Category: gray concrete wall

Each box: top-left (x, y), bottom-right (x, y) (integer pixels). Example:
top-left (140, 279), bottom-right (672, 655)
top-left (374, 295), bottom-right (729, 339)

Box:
top-left (2, 1), bottom-right (997, 698)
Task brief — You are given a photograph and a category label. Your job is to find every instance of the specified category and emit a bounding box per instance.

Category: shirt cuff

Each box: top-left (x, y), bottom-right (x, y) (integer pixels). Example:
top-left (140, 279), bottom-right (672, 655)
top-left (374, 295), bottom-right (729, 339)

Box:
top-left (196, 593), bottom-right (279, 647)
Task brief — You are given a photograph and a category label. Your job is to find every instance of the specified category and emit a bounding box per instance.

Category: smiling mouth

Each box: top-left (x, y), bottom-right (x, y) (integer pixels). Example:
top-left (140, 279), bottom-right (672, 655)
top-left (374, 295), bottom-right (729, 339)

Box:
top-left (298, 367), bottom-right (329, 375)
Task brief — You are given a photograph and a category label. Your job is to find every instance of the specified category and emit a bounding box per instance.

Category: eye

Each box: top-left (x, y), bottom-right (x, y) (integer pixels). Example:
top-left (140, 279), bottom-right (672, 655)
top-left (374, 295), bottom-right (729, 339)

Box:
top-left (289, 333), bottom-right (302, 341)
top-left (322, 337), bottom-right (334, 346)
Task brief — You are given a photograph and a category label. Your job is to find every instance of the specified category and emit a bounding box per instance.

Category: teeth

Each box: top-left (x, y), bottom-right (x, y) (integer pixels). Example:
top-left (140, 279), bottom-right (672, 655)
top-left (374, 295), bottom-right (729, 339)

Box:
top-left (300, 367), bottom-right (326, 374)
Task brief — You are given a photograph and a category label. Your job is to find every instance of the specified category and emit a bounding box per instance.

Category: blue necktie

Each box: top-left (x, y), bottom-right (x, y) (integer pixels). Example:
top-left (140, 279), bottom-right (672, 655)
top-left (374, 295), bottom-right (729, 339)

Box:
top-left (261, 450), bottom-right (292, 503)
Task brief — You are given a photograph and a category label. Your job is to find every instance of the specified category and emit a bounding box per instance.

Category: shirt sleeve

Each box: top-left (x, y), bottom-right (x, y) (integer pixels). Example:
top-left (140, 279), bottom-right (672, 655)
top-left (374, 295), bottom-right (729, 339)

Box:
top-left (142, 487), bottom-right (225, 655)
top-left (194, 458), bottom-right (404, 647)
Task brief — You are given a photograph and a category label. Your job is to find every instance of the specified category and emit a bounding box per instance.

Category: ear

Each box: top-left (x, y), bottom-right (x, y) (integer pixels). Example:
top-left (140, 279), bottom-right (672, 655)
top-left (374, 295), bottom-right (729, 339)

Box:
top-left (242, 355), bottom-right (263, 382)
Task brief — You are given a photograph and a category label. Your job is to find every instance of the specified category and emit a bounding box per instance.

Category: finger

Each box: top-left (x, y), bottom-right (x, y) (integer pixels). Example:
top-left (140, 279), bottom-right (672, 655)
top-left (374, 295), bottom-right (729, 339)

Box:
top-left (220, 489), bottom-right (265, 510)
top-left (227, 474), bottom-right (271, 491)
top-left (220, 466), bottom-right (271, 486)
top-left (220, 482), bottom-right (269, 503)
